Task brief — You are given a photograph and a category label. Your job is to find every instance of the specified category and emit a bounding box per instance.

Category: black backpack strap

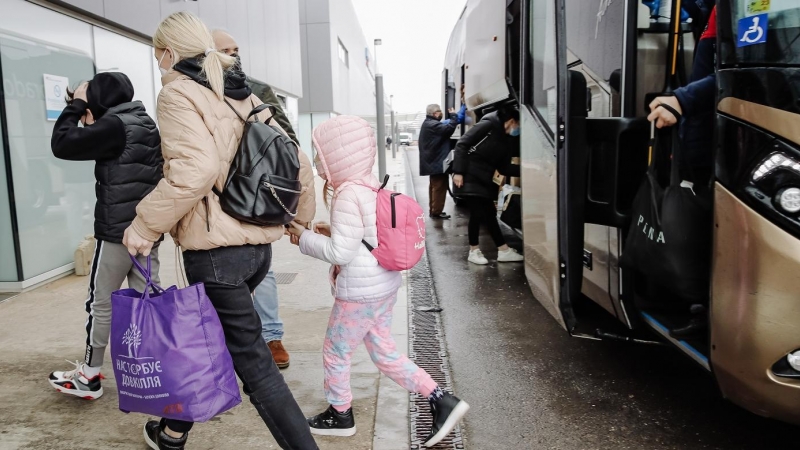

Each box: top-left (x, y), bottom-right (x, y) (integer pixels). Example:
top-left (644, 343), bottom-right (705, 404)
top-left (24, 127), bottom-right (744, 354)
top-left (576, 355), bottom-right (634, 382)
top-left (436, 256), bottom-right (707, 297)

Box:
top-left (224, 99), bottom-right (276, 125)
top-left (224, 98), bottom-right (246, 123)
top-left (248, 101), bottom-right (276, 124)
top-left (362, 176), bottom-right (390, 250)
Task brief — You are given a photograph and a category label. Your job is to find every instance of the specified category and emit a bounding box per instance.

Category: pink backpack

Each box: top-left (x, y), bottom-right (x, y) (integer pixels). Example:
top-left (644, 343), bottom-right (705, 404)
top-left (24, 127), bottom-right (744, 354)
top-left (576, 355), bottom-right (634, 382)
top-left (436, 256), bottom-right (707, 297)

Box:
top-left (360, 175), bottom-right (426, 271)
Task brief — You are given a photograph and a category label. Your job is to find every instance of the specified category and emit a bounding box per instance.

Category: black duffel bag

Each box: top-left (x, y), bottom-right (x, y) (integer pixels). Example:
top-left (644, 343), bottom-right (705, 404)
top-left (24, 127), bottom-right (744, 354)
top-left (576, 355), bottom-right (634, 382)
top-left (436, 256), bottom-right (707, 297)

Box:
top-left (500, 192), bottom-right (522, 230)
top-left (619, 122), bottom-right (712, 302)
top-left (213, 100), bottom-right (302, 227)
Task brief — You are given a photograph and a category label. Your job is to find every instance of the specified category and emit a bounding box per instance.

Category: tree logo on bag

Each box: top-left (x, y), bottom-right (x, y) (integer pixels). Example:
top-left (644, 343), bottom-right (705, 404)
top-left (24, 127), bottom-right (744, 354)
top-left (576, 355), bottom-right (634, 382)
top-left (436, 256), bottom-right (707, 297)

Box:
top-left (117, 323), bottom-right (164, 390)
top-left (122, 324), bottom-right (142, 359)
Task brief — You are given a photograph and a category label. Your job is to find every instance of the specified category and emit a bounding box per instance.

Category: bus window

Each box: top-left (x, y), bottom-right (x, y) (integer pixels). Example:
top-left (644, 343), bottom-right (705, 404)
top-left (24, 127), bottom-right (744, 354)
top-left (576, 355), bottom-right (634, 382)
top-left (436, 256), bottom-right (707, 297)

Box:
top-left (526, 0), bottom-right (557, 133)
top-left (723, 1), bottom-right (800, 66)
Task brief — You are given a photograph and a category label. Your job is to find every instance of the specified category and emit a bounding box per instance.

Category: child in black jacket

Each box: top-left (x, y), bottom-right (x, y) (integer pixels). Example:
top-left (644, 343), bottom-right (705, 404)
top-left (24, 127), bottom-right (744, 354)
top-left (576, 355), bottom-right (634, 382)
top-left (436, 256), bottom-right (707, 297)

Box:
top-left (48, 72), bottom-right (163, 400)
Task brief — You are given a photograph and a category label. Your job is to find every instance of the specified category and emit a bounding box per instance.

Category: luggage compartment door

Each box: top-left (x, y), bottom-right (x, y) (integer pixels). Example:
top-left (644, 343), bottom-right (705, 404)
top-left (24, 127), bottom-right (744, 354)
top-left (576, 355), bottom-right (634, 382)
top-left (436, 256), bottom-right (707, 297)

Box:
top-left (464, 0), bottom-right (510, 110)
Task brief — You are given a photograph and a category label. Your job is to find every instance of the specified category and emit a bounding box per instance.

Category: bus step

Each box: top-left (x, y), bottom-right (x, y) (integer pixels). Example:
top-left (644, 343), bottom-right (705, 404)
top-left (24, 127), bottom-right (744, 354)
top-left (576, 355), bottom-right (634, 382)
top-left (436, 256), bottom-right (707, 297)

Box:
top-left (594, 329), bottom-right (666, 345)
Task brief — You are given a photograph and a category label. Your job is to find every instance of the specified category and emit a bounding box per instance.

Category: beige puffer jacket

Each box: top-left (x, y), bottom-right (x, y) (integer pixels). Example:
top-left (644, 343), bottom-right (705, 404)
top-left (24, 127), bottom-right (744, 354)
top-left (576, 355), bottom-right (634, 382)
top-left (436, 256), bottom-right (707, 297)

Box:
top-left (131, 73), bottom-right (315, 250)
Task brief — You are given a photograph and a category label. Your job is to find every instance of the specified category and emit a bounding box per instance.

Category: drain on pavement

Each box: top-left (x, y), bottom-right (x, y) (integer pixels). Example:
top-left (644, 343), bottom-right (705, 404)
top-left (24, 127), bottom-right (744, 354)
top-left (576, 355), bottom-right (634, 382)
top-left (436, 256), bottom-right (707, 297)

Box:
top-left (274, 273), bottom-right (298, 285)
top-left (408, 253), bottom-right (466, 449)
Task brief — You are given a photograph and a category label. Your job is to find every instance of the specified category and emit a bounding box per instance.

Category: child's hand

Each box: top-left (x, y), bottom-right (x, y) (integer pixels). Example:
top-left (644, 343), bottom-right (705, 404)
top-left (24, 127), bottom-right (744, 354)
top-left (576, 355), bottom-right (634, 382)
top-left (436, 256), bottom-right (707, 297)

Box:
top-left (286, 221), bottom-right (305, 238)
top-left (73, 82), bottom-right (89, 102)
top-left (314, 222), bottom-right (331, 237)
top-left (289, 234), bottom-right (300, 246)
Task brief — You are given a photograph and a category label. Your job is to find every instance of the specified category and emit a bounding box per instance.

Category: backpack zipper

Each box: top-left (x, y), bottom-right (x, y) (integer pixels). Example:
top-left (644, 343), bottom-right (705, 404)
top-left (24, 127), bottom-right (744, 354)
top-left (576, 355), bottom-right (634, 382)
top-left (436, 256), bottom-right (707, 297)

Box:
top-left (263, 181), bottom-right (301, 194)
top-left (390, 193), bottom-right (399, 228)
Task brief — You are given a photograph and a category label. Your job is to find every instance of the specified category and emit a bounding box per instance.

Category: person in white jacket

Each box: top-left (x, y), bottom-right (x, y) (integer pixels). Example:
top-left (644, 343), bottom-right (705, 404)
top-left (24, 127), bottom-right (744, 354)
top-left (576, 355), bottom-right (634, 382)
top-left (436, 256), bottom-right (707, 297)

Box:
top-left (286, 116), bottom-right (469, 447)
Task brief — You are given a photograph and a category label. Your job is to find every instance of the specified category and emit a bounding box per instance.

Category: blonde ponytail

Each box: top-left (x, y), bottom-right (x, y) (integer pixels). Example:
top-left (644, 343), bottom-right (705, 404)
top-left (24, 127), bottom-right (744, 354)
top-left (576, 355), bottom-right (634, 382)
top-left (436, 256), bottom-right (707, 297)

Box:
top-left (200, 50), bottom-right (230, 100)
top-left (153, 11), bottom-right (235, 100)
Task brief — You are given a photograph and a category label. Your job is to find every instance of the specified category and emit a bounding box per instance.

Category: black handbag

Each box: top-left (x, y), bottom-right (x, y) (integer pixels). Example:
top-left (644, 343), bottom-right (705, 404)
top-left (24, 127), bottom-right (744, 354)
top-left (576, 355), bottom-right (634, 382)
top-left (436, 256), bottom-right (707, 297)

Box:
top-left (443, 133), bottom-right (490, 175)
top-left (500, 193), bottom-right (522, 229)
top-left (212, 100), bottom-right (302, 227)
top-left (619, 122), bottom-right (712, 302)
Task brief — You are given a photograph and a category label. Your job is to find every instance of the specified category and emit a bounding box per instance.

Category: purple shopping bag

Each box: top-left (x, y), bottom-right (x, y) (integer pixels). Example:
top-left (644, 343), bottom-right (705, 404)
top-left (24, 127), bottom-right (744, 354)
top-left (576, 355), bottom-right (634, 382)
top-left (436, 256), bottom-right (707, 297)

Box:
top-left (110, 255), bottom-right (241, 422)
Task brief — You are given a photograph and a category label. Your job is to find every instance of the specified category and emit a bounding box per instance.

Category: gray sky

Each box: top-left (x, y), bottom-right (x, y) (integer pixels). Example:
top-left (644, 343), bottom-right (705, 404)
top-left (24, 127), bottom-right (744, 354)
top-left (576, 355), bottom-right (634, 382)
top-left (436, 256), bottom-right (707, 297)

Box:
top-left (350, 0), bottom-right (466, 115)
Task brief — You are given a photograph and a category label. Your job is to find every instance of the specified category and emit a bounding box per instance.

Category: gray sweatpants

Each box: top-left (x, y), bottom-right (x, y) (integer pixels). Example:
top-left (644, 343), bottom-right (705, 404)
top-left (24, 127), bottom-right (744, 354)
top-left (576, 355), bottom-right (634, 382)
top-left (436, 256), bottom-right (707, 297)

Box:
top-left (83, 240), bottom-right (160, 367)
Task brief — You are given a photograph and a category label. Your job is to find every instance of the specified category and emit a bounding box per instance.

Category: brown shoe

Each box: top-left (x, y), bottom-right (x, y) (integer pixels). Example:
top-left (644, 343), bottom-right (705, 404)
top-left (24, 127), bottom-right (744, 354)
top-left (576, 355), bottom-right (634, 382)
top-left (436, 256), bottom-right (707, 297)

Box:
top-left (267, 340), bottom-right (290, 369)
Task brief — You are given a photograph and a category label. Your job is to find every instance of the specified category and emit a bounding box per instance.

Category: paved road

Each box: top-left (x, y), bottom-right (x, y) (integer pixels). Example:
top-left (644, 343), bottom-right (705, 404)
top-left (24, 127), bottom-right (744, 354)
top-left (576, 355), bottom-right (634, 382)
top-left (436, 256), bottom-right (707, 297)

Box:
top-left (407, 148), bottom-right (796, 450)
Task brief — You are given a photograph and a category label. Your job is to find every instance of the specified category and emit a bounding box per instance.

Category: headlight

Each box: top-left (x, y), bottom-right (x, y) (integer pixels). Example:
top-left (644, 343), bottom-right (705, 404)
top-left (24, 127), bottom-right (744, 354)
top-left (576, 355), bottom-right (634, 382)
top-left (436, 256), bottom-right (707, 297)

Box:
top-left (752, 152), bottom-right (800, 182)
top-left (788, 351), bottom-right (800, 372)
top-left (778, 188), bottom-right (800, 214)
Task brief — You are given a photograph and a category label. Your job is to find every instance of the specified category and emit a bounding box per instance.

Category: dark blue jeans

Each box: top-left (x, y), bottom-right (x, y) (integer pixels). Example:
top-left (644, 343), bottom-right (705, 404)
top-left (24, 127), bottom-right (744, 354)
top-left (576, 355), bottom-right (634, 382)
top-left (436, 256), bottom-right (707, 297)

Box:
top-left (166, 244), bottom-right (318, 450)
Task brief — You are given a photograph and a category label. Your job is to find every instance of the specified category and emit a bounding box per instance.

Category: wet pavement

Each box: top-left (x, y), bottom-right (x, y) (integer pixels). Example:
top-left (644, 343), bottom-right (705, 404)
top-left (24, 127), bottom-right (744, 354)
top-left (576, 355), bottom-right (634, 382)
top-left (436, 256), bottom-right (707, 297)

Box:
top-left (406, 148), bottom-right (797, 450)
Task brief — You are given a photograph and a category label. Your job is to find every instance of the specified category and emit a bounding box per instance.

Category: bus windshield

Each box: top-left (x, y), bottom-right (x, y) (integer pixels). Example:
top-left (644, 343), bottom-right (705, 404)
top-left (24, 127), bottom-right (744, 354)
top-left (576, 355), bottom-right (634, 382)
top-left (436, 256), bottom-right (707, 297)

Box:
top-left (728, 0), bottom-right (800, 66)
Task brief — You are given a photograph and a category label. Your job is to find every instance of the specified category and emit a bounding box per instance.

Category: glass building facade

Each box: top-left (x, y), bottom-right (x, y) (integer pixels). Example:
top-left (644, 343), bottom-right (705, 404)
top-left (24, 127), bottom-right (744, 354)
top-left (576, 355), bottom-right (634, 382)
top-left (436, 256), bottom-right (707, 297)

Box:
top-left (0, 0), bottom-right (304, 291)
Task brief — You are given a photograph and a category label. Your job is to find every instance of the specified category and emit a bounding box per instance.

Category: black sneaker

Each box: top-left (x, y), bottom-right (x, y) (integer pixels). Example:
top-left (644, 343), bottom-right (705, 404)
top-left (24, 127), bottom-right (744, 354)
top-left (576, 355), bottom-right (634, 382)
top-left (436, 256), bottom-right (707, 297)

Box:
top-left (431, 212), bottom-right (451, 219)
top-left (669, 315), bottom-right (708, 339)
top-left (48, 361), bottom-right (104, 400)
top-left (307, 405), bottom-right (356, 437)
top-left (424, 392), bottom-right (470, 447)
top-left (144, 419), bottom-right (187, 450)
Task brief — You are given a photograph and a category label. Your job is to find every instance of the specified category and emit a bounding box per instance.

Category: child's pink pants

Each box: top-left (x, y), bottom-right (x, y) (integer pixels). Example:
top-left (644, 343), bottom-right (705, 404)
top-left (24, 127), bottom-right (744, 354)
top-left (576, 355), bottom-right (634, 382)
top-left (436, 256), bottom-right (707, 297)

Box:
top-left (323, 294), bottom-right (437, 410)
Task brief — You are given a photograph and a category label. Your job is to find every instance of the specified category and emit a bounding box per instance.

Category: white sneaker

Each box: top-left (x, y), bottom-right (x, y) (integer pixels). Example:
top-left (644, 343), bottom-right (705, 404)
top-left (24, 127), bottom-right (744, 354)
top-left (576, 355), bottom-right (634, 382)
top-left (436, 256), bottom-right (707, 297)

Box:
top-left (468, 249), bottom-right (489, 265)
top-left (497, 248), bottom-right (524, 262)
top-left (48, 360), bottom-right (104, 400)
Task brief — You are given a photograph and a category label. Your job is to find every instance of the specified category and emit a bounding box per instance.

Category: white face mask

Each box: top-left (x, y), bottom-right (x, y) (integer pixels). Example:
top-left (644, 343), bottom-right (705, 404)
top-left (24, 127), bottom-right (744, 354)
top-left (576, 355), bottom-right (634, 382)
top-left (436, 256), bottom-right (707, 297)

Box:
top-left (157, 49), bottom-right (172, 77)
top-left (315, 160), bottom-right (327, 180)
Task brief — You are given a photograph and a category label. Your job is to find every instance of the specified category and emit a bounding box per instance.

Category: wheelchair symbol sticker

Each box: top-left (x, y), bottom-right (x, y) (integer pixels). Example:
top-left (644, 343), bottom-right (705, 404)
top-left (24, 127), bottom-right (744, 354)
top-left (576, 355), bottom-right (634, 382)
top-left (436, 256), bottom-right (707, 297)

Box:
top-left (737, 13), bottom-right (768, 47)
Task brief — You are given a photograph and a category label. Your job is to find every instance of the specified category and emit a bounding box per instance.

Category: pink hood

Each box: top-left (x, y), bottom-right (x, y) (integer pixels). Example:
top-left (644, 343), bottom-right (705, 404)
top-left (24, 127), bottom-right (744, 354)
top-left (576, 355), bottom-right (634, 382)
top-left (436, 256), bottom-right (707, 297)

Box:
top-left (312, 115), bottom-right (379, 189)
top-left (304, 115), bottom-right (401, 302)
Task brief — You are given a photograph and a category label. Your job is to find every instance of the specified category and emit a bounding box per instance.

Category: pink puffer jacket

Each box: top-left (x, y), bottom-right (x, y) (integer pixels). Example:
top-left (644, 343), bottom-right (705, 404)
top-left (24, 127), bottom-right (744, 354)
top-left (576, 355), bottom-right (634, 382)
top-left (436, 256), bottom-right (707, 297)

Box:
top-left (298, 116), bottom-right (402, 303)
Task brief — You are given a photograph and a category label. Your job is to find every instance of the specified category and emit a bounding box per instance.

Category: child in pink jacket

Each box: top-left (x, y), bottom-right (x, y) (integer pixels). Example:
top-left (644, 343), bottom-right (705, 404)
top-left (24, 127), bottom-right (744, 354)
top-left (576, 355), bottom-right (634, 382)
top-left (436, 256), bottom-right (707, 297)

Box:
top-left (287, 116), bottom-right (468, 447)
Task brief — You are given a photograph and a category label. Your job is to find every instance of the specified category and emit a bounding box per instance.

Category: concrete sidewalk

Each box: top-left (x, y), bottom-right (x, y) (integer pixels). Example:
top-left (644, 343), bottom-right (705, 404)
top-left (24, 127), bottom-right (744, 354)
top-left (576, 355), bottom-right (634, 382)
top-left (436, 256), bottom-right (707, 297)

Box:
top-left (0, 149), bottom-right (410, 450)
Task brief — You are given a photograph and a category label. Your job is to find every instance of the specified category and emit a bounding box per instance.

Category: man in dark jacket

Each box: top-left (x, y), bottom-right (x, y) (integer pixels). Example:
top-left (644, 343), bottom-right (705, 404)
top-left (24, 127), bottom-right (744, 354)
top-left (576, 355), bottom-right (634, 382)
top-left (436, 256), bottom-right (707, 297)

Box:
top-left (213, 29), bottom-right (295, 370)
top-left (648, 3), bottom-right (717, 185)
top-left (48, 72), bottom-right (163, 400)
top-left (418, 103), bottom-right (466, 219)
top-left (213, 30), bottom-right (297, 144)
top-left (647, 4), bottom-right (716, 338)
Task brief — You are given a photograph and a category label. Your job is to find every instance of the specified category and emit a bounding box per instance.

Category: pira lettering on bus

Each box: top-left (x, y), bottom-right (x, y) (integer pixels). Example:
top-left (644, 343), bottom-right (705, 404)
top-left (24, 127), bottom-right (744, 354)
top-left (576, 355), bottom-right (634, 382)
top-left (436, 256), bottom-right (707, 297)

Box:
top-left (637, 215), bottom-right (666, 244)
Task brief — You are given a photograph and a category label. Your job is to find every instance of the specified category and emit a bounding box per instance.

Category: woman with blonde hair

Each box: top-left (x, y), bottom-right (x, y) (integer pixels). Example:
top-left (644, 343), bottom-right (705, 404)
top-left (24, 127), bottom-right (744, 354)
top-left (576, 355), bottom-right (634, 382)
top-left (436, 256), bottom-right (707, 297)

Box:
top-left (122, 11), bottom-right (318, 450)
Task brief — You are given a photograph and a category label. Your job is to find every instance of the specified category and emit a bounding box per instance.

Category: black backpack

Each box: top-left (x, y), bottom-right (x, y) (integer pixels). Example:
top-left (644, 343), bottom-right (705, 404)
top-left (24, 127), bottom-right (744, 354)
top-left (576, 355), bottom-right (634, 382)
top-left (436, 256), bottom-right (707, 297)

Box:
top-left (213, 100), bottom-right (302, 226)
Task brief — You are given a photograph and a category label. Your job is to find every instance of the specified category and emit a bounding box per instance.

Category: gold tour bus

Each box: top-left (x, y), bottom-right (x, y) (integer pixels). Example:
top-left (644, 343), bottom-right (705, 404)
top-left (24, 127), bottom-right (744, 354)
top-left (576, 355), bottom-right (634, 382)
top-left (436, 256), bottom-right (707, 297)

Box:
top-left (444, 0), bottom-right (800, 425)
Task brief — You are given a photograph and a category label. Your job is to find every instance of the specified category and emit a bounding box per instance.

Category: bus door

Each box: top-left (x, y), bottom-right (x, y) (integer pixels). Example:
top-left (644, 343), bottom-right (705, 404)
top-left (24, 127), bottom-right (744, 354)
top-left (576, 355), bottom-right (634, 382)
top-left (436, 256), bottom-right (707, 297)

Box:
top-left (519, 0), bottom-right (573, 330)
top-left (521, 0), bottom-right (650, 332)
top-left (562, 0), bottom-right (653, 328)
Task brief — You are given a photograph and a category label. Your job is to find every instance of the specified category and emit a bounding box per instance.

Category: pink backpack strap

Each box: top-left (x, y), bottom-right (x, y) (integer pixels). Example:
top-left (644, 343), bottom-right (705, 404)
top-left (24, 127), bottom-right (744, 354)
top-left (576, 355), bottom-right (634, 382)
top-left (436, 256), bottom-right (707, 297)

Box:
top-left (334, 175), bottom-right (391, 252)
top-left (336, 175), bottom-right (389, 194)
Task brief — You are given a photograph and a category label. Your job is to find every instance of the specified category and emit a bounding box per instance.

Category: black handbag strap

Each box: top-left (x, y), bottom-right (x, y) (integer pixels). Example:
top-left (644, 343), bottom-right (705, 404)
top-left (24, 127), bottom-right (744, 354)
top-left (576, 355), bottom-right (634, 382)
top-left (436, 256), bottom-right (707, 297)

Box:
top-left (657, 101), bottom-right (683, 123)
top-left (646, 121), bottom-right (682, 226)
top-left (469, 133), bottom-right (491, 155)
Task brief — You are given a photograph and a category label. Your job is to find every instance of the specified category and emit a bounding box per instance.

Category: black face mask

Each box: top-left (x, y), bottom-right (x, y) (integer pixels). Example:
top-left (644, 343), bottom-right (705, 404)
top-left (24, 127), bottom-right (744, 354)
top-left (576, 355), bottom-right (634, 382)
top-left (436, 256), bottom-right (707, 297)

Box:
top-left (230, 54), bottom-right (245, 72)
top-left (173, 55), bottom-right (252, 100)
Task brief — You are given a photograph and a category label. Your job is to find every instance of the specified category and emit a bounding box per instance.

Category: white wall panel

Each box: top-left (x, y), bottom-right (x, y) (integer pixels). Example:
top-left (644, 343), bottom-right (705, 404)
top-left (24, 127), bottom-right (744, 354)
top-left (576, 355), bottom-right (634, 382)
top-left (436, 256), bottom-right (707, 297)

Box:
top-left (103, 0), bottom-right (160, 36)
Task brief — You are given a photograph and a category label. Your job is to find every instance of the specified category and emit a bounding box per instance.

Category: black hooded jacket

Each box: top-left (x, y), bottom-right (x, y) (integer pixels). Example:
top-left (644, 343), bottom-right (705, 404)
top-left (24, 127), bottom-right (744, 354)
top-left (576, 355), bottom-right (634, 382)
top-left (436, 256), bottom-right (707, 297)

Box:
top-left (51, 72), bottom-right (163, 243)
top-left (452, 112), bottom-right (520, 199)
